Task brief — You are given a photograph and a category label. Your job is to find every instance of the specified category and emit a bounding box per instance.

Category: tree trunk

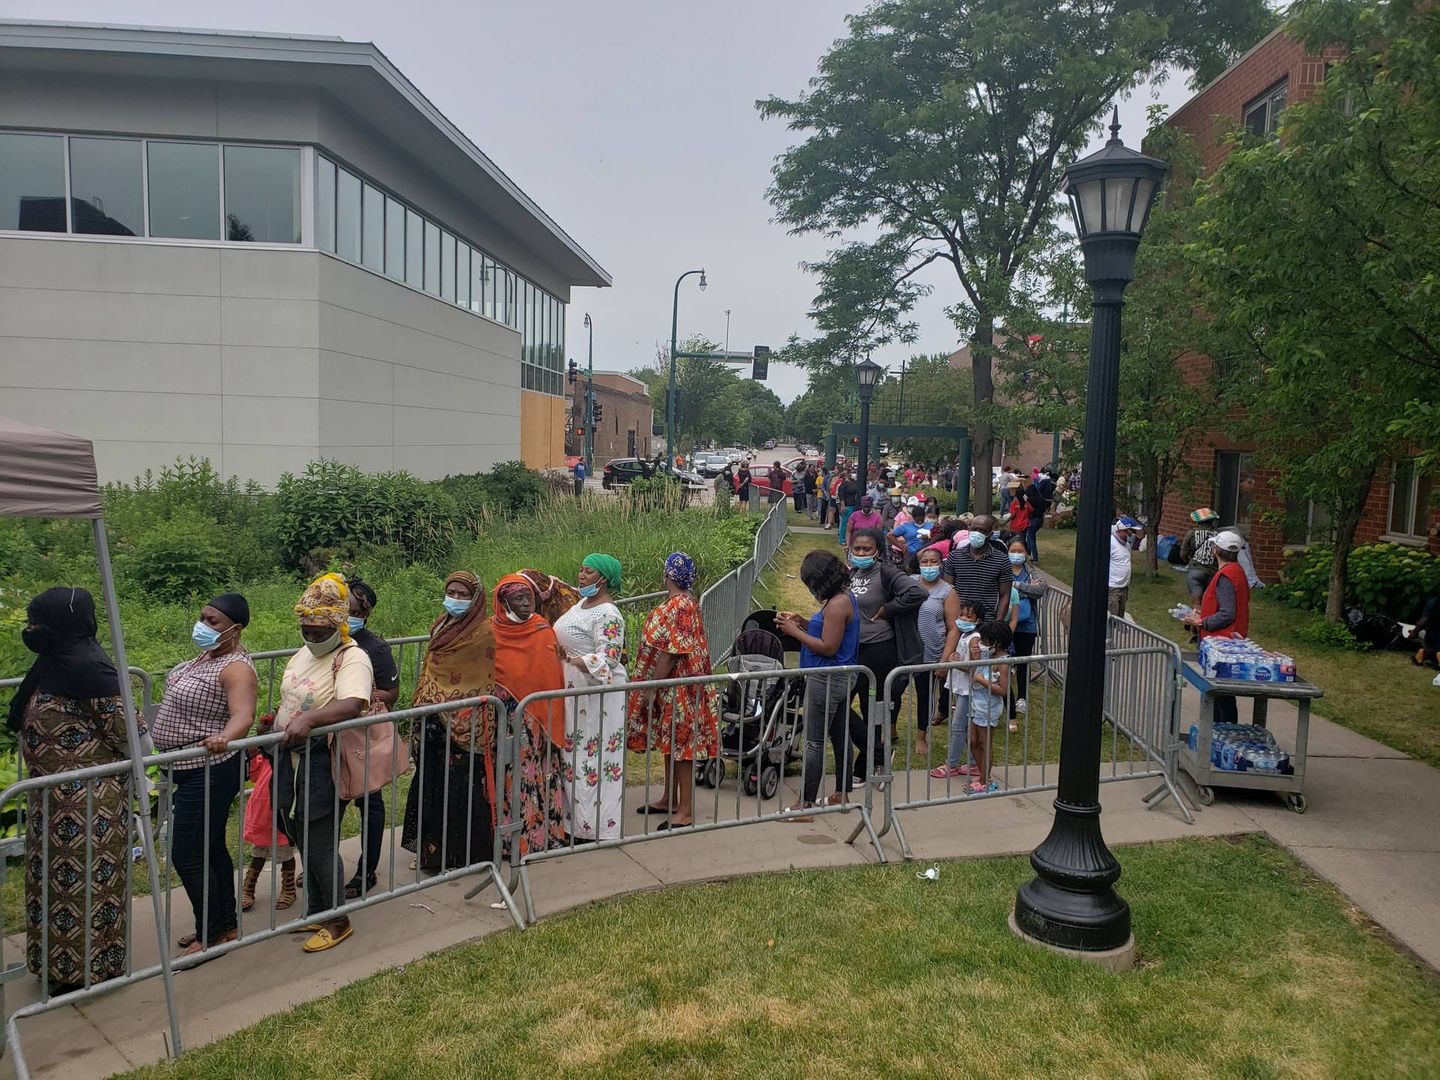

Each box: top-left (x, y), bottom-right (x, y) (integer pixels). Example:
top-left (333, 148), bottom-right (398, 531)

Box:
top-left (1324, 469), bottom-right (1376, 623)
top-left (971, 312), bottom-right (995, 515)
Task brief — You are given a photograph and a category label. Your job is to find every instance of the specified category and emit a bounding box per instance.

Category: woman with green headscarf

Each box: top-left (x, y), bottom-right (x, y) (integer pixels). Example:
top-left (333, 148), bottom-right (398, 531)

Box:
top-left (553, 554), bottom-right (627, 841)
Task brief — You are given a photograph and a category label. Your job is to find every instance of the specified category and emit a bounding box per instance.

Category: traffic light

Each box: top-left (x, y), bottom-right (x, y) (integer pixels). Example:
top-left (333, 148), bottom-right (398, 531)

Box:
top-left (592, 400), bottom-right (604, 424)
top-left (752, 344), bottom-right (770, 381)
top-left (568, 358), bottom-right (579, 385)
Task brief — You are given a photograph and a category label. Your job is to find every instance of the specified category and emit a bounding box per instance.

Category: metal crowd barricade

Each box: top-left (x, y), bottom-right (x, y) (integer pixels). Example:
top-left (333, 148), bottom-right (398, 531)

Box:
top-left (876, 642), bottom-right (1190, 860)
top-left (490, 665), bottom-right (883, 926)
top-left (0, 694), bottom-right (519, 1078)
top-left (0, 667), bottom-right (152, 791)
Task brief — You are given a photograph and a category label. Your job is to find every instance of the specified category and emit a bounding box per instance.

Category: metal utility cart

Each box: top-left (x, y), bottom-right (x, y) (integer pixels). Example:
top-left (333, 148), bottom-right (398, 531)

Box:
top-left (1179, 661), bottom-right (1323, 813)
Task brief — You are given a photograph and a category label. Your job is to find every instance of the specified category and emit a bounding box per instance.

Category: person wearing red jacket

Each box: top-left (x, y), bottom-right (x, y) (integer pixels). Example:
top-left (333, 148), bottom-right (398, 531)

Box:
top-left (1184, 530), bottom-right (1251, 724)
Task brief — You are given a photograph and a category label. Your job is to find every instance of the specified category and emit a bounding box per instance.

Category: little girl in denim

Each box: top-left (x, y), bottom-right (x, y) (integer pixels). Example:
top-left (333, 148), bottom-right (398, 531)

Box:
top-left (966, 619), bottom-right (1013, 795)
top-left (930, 598), bottom-right (981, 782)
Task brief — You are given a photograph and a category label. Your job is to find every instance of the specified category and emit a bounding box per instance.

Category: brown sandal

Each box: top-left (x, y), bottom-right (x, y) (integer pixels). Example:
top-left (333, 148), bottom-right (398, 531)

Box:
top-left (240, 857), bottom-right (263, 912)
top-left (275, 857), bottom-right (298, 910)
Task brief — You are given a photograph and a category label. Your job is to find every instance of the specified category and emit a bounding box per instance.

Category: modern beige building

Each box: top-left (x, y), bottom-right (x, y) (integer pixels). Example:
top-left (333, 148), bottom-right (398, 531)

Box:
top-left (0, 21), bottom-right (609, 484)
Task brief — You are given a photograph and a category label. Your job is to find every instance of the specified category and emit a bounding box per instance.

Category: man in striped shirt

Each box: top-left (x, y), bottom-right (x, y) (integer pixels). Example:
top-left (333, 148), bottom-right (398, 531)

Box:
top-left (943, 514), bottom-right (1011, 621)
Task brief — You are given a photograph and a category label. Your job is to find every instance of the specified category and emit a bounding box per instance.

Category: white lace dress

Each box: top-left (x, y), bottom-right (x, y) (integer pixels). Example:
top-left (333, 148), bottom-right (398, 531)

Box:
top-left (552, 601), bottom-right (627, 840)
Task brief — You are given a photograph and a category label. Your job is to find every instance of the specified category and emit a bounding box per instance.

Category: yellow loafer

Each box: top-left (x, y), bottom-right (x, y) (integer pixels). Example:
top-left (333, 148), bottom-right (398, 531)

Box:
top-left (302, 923), bottom-right (354, 953)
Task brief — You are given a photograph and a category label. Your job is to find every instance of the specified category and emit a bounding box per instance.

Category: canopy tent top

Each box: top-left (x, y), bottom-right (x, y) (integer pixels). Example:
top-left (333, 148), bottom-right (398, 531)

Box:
top-left (0, 415), bottom-right (102, 518)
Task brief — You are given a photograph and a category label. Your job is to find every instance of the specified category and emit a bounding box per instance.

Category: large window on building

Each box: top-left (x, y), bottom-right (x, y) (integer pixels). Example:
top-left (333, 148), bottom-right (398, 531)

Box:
top-left (1389, 460), bottom-right (1435, 539)
top-left (224, 145), bottom-right (300, 243)
top-left (423, 220), bottom-right (441, 297)
top-left (1283, 495), bottom-right (1333, 546)
top-left (1214, 450), bottom-right (1255, 527)
top-left (384, 195), bottom-right (405, 281)
top-left (69, 137), bottom-right (143, 236)
top-left (405, 207), bottom-right (423, 287)
top-left (0, 132), bottom-right (65, 232)
top-left (316, 156), bottom-right (335, 252)
top-left (1244, 80), bottom-right (1288, 137)
top-left (334, 166), bottom-right (361, 263)
top-left (148, 141), bottom-right (221, 240)
top-left (361, 182), bottom-right (384, 270)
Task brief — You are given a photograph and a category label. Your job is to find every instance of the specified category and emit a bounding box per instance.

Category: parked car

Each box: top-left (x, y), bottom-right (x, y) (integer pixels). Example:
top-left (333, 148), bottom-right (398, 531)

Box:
top-left (602, 458), bottom-right (706, 490)
top-left (735, 464), bottom-right (793, 499)
top-left (692, 452), bottom-right (729, 478)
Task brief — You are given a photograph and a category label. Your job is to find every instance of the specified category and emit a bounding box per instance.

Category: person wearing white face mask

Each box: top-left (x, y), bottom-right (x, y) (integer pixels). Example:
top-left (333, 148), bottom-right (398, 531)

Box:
top-left (268, 574), bottom-right (373, 955)
top-left (1006, 541), bottom-right (1046, 724)
top-left (151, 592), bottom-right (259, 956)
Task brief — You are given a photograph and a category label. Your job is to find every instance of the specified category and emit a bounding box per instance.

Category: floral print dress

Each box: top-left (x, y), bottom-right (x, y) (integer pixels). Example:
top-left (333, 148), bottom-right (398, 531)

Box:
top-left (552, 601), bottom-right (627, 841)
top-left (626, 594), bottom-right (720, 761)
top-left (21, 692), bottom-right (134, 989)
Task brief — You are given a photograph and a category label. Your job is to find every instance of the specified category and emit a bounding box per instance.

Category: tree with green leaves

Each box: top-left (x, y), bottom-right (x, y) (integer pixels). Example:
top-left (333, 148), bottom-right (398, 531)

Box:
top-left (758, 0), bottom-right (1275, 513)
top-left (629, 337), bottom-right (786, 451)
top-left (1189, 0), bottom-right (1440, 620)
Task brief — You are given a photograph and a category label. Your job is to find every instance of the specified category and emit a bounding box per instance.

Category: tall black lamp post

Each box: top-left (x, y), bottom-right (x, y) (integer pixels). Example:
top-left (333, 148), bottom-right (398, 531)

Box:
top-left (1012, 110), bottom-right (1167, 958)
top-left (667, 268), bottom-right (707, 467)
top-left (855, 358), bottom-right (882, 492)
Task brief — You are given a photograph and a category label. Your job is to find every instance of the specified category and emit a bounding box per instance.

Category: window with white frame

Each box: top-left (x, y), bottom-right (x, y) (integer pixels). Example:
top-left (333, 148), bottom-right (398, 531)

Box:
top-left (1244, 80), bottom-right (1288, 137)
top-left (1389, 460), bottom-right (1435, 539)
top-left (1283, 494), bottom-right (1333, 546)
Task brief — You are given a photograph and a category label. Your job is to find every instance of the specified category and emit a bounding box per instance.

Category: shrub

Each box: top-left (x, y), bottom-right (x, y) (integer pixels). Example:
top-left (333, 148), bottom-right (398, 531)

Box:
top-left (1293, 616), bottom-right (1369, 652)
top-left (1272, 543), bottom-right (1440, 622)
top-left (479, 460), bottom-right (549, 516)
top-left (124, 510), bottom-right (232, 604)
top-left (274, 462), bottom-right (461, 569)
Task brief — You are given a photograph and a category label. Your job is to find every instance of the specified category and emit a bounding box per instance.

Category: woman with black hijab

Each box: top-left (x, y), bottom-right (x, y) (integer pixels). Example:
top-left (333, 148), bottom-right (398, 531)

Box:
top-left (10, 587), bottom-right (137, 992)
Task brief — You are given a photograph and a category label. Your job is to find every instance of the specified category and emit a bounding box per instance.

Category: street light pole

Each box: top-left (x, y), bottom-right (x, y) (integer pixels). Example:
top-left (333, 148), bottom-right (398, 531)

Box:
top-left (667, 267), bottom-right (707, 467)
top-left (1012, 110), bottom-right (1167, 961)
top-left (583, 313), bottom-right (595, 471)
top-left (855, 358), bottom-right (883, 498)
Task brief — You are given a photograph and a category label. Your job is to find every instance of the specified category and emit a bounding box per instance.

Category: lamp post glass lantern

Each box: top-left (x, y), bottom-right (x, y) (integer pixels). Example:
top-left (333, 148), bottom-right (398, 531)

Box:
top-left (855, 358), bottom-right (882, 495)
top-left (1012, 109), bottom-right (1167, 957)
top-left (667, 268), bottom-right (706, 467)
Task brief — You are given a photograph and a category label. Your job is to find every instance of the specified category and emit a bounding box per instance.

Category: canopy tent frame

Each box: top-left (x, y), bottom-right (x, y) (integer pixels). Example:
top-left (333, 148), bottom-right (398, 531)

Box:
top-left (0, 416), bottom-right (182, 1066)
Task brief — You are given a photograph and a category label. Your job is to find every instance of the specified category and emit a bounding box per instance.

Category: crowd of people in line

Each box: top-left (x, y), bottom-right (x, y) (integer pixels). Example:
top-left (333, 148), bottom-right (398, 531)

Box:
top-left (9, 455), bottom-right (1268, 993)
top-left (10, 550), bottom-right (719, 987)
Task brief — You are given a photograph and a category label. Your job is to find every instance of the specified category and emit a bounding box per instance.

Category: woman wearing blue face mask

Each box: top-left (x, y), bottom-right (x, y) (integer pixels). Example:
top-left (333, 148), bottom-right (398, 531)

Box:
top-left (844, 529), bottom-right (927, 783)
top-left (1006, 540), bottom-right (1046, 723)
top-left (151, 593), bottom-right (259, 956)
top-left (906, 544), bottom-right (952, 759)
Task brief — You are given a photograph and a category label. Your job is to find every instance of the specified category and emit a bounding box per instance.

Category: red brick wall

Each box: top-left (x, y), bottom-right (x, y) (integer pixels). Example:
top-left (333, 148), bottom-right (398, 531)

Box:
top-left (1155, 27), bottom-right (1382, 583)
top-left (1167, 28), bottom-right (1344, 173)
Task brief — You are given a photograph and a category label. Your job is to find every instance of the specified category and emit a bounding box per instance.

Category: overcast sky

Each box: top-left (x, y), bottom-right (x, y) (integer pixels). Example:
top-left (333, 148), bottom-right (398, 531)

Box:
top-left (8, 0), bottom-right (1196, 402)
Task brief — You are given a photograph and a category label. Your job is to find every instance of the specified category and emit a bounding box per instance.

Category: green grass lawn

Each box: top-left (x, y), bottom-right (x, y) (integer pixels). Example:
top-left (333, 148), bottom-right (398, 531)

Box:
top-left (1035, 529), bottom-right (1440, 768)
top-left (126, 835), bottom-right (1440, 1080)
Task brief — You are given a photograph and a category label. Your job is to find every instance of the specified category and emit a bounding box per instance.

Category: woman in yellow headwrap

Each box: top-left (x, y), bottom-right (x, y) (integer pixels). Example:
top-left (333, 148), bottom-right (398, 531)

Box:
top-left (271, 573), bottom-right (374, 954)
top-left (400, 570), bottom-right (499, 872)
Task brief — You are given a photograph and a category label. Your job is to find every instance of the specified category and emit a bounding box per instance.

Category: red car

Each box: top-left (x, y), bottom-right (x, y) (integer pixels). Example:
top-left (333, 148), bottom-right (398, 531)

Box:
top-left (736, 464), bottom-right (793, 497)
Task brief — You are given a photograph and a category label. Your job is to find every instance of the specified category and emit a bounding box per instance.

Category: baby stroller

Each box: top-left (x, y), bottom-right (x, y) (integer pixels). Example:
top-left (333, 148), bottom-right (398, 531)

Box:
top-left (698, 610), bottom-right (805, 799)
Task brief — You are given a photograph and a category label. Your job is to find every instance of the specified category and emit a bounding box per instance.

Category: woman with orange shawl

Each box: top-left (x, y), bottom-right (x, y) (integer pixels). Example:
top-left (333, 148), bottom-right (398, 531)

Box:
top-left (492, 575), bottom-right (568, 854)
top-left (400, 570), bottom-right (497, 872)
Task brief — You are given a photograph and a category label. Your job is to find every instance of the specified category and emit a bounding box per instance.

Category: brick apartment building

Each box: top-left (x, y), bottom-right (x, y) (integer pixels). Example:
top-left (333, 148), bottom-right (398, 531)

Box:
top-left (567, 371), bottom-right (654, 464)
top-left (1156, 26), bottom-right (1438, 580)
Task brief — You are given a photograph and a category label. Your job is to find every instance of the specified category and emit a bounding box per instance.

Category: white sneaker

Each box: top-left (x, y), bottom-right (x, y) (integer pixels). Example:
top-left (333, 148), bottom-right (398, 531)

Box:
top-left (1015, 698), bottom-right (1028, 714)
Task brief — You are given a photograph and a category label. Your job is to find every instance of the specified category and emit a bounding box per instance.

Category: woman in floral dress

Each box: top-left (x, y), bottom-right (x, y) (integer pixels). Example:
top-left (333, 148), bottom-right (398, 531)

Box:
top-left (552, 554), bottom-right (627, 842)
top-left (626, 553), bottom-right (720, 829)
top-left (10, 587), bottom-right (136, 992)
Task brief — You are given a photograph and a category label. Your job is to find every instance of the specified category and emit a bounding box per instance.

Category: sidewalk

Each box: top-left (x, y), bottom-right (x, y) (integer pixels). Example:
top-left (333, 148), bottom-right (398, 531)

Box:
top-left (5, 701), bottom-right (1438, 1077)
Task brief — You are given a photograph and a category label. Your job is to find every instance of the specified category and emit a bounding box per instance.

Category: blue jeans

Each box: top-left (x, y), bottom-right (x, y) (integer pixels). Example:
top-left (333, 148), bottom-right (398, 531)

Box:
top-left (169, 753), bottom-right (242, 944)
top-left (1024, 521), bottom-right (1042, 562)
top-left (946, 694), bottom-right (972, 769)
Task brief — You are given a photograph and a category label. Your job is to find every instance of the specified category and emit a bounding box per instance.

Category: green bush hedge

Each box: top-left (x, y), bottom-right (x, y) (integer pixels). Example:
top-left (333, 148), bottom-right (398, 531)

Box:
top-left (1271, 543), bottom-right (1440, 622)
